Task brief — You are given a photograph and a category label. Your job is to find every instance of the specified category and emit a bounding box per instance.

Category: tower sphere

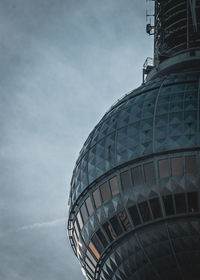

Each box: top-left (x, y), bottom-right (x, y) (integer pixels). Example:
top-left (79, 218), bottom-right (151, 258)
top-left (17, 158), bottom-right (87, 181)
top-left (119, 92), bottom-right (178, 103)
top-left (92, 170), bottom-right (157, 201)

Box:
top-left (67, 1), bottom-right (200, 280)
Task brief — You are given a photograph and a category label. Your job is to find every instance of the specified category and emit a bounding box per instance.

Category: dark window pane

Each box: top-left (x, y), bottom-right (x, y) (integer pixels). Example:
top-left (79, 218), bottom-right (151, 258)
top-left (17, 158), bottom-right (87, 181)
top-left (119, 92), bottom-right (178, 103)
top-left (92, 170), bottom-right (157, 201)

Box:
top-left (103, 222), bottom-right (115, 242)
top-left (110, 216), bottom-right (123, 236)
top-left (120, 170), bottom-right (132, 191)
top-left (131, 166), bottom-right (144, 185)
top-left (187, 192), bottom-right (198, 213)
top-left (80, 203), bottom-right (88, 224)
top-left (171, 157), bottom-right (183, 176)
top-left (144, 162), bottom-right (155, 182)
top-left (96, 229), bottom-right (108, 248)
top-left (138, 201), bottom-right (151, 222)
top-left (118, 210), bottom-right (131, 231)
top-left (150, 198), bottom-right (162, 219)
top-left (185, 156), bottom-right (197, 174)
top-left (158, 159), bottom-right (169, 178)
top-left (163, 195), bottom-right (174, 216)
top-left (92, 189), bottom-right (101, 208)
top-left (77, 212), bottom-right (83, 229)
top-left (100, 182), bottom-right (110, 202)
top-left (91, 234), bottom-right (104, 254)
top-left (85, 197), bottom-right (94, 216)
top-left (175, 193), bottom-right (186, 214)
top-left (109, 176), bottom-right (119, 196)
top-left (89, 242), bottom-right (100, 260)
top-left (128, 205), bottom-right (141, 226)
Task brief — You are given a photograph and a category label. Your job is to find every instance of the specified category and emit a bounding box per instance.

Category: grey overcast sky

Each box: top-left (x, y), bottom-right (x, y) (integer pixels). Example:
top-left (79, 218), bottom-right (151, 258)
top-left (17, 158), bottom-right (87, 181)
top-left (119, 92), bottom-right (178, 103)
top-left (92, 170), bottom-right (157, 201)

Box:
top-left (0, 0), bottom-right (153, 279)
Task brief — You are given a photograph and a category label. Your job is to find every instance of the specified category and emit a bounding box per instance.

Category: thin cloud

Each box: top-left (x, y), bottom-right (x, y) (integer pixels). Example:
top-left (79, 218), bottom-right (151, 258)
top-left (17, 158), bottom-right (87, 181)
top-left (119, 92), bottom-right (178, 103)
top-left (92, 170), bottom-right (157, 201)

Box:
top-left (15, 218), bottom-right (65, 232)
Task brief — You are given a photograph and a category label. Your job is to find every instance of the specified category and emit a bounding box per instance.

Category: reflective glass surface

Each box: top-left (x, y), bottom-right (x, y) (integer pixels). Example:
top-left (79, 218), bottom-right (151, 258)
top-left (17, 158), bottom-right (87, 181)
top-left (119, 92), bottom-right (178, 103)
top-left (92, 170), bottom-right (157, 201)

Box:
top-left (70, 72), bottom-right (200, 203)
top-left (109, 176), bottom-right (119, 196)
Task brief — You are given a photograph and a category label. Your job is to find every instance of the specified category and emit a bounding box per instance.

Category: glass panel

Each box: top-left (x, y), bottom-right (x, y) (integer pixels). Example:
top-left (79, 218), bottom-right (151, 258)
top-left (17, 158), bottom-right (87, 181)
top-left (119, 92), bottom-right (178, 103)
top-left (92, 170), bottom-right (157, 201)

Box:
top-left (100, 182), bottom-right (110, 202)
top-left (96, 229), bottom-right (108, 248)
top-left (131, 166), bottom-right (144, 185)
top-left (86, 249), bottom-right (97, 266)
top-left (171, 157), bottom-right (183, 176)
top-left (85, 257), bottom-right (95, 273)
top-left (175, 193), bottom-right (186, 214)
top-left (163, 195), bottom-right (174, 216)
top-left (103, 222), bottom-right (115, 242)
top-left (72, 229), bottom-right (77, 247)
top-left (144, 162), bottom-right (155, 182)
top-left (80, 203), bottom-right (88, 224)
top-left (158, 159), bottom-right (169, 179)
top-left (91, 234), bottom-right (104, 254)
top-left (92, 189), bottom-right (101, 208)
top-left (118, 210), bottom-right (131, 231)
top-left (77, 212), bottom-right (83, 229)
top-left (120, 170), bottom-right (132, 191)
top-left (150, 198), bottom-right (162, 219)
top-left (85, 197), bottom-right (94, 216)
top-left (185, 155), bottom-right (197, 174)
top-left (89, 242), bottom-right (100, 260)
top-left (74, 220), bottom-right (79, 238)
top-left (138, 201), bottom-right (151, 222)
top-left (110, 216), bottom-right (123, 236)
top-left (128, 205), bottom-right (141, 226)
top-left (109, 176), bottom-right (119, 196)
top-left (187, 192), bottom-right (198, 212)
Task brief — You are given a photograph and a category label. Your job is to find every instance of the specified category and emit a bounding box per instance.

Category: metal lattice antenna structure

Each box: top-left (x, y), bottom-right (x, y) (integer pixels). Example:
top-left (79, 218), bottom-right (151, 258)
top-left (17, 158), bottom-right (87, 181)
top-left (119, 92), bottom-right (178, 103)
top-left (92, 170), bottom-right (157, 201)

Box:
top-left (143, 0), bottom-right (200, 82)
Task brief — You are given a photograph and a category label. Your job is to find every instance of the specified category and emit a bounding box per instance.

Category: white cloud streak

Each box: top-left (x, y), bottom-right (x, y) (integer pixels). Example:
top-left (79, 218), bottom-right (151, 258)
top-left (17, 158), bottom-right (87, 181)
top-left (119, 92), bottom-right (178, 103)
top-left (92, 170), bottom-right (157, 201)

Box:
top-left (15, 218), bottom-right (65, 232)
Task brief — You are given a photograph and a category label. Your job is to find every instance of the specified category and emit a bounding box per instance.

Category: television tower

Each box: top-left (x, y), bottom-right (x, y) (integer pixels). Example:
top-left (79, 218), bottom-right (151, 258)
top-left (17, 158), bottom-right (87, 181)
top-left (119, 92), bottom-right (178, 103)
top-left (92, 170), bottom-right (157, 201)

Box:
top-left (68, 1), bottom-right (200, 279)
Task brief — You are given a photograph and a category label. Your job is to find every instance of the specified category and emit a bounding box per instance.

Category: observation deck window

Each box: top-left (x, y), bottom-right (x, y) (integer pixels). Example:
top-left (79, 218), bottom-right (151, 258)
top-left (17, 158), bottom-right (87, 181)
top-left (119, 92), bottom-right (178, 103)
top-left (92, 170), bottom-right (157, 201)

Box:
top-left (93, 189), bottom-right (101, 208)
top-left (100, 182), bottom-right (110, 203)
top-left (86, 250), bottom-right (97, 267)
top-left (118, 210), bottom-right (131, 231)
top-left (77, 212), bottom-right (83, 229)
top-left (89, 241), bottom-right (100, 260)
top-left (187, 192), bottom-right (199, 213)
top-left (144, 162), bottom-right (155, 182)
top-left (175, 193), bottom-right (186, 214)
top-left (85, 197), bottom-right (94, 216)
top-left (150, 198), bottom-right (162, 219)
top-left (131, 165), bottom-right (144, 185)
top-left (103, 222), bottom-right (115, 242)
top-left (96, 229), bottom-right (108, 249)
top-left (120, 170), bottom-right (132, 191)
top-left (138, 201), bottom-right (152, 222)
top-left (163, 195), bottom-right (174, 216)
top-left (81, 203), bottom-right (89, 224)
top-left (185, 155), bottom-right (197, 174)
top-left (91, 234), bottom-right (104, 254)
top-left (110, 216), bottom-right (123, 237)
top-left (128, 205), bottom-right (141, 226)
top-left (158, 159), bottom-right (170, 178)
top-left (171, 157), bottom-right (183, 176)
top-left (109, 176), bottom-right (119, 196)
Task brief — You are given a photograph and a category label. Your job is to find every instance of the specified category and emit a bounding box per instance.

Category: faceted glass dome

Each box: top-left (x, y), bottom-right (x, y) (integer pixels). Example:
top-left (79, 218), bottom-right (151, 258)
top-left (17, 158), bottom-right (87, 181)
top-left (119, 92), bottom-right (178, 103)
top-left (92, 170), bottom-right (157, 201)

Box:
top-left (68, 70), bottom-right (200, 280)
top-left (69, 70), bottom-right (200, 206)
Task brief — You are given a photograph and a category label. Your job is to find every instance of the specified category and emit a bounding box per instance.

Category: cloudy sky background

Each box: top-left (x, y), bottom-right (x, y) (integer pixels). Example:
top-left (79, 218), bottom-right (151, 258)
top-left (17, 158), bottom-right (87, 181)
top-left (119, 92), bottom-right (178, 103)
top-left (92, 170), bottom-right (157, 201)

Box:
top-left (0, 0), bottom-right (153, 279)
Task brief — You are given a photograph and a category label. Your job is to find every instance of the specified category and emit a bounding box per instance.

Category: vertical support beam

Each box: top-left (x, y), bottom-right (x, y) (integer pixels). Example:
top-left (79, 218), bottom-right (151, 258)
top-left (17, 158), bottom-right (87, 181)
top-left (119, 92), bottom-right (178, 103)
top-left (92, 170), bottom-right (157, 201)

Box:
top-left (189, 0), bottom-right (198, 32)
top-left (187, 0), bottom-right (190, 48)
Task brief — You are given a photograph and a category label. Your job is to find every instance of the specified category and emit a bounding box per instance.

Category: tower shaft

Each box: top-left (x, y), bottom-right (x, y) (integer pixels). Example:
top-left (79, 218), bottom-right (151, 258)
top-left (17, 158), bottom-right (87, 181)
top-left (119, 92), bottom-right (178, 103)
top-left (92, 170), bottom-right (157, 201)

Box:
top-left (154, 0), bottom-right (200, 65)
